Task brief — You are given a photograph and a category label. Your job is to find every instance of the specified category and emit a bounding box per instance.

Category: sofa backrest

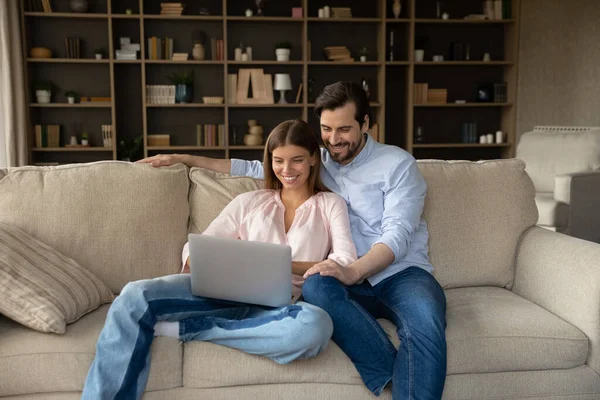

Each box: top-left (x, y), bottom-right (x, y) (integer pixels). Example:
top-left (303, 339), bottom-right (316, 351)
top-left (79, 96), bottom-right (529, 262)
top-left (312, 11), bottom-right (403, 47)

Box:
top-left (0, 161), bottom-right (190, 293)
top-left (188, 168), bottom-right (263, 233)
top-left (418, 159), bottom-right (538, 289)
top-left (516, 126), bottom-right (600, 193)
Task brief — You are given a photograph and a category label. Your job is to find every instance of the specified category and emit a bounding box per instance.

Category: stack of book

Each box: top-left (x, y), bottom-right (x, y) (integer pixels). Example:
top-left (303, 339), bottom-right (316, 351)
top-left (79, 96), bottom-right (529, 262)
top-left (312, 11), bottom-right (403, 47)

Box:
top-left (413, 83), bottom-right (428, 104)
top-left (172, 53), bottom-right (189, 61)
top-left (102, 125), bottom-right (113, 147)
top-left (80, 96), bottom-right (111, 103)
top-left (64, 37), bottom-right (81, 59)
top-left (332, 7), bottom-right (352, 18)
top-left (160, 2), bottom-right (184, 15)
top-left (146, 85), bottom-right (176, 104)
top-left (324, 46), bottom-right (353, 62)
top-left (35, 125), bottom-right (60, 148)
top-left (427, 89), bottom-right (448, 104)
top-left (147, 36), bottom-right (174, 60)
top-left (147, 134), bottom-right (171, 147)
top-left (197, 124), bottom-right (225, 147)
top-left (210, 38), bottom-right (225, 61)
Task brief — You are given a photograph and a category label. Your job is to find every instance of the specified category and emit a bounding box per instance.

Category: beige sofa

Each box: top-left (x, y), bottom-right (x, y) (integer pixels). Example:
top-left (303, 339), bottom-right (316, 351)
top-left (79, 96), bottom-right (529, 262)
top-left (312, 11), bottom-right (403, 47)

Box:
top-left (1, 159), bottom-right (600, 400)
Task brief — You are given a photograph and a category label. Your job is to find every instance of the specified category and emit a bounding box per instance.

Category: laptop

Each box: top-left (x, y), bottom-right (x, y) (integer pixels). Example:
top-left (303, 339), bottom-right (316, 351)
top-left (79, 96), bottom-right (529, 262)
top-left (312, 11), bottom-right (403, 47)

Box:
top-left (187, 233), bottom-right (293, 308)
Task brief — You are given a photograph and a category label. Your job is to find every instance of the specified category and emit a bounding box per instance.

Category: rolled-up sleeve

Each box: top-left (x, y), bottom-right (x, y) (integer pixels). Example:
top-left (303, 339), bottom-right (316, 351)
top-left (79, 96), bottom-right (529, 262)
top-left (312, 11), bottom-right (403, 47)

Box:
top-left (230, 159), bottom-right (265, 179)
top-left (326, 194), bottom-right (359, 267)
top-left (375, 158), bottom-right (426, 262)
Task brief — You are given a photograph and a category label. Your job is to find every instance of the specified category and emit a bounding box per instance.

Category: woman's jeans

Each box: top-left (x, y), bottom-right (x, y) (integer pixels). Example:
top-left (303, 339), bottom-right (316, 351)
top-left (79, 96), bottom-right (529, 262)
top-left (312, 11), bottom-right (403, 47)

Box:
top-left (303, 266), bottom-right (447, 400)
top-left (82, 274), bottom-right (333, 400)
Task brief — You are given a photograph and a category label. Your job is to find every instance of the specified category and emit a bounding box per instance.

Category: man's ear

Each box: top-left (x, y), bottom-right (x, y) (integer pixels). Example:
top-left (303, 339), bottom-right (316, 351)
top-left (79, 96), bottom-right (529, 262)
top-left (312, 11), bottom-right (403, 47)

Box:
top-left (362, 115), bottom-right (370, 133)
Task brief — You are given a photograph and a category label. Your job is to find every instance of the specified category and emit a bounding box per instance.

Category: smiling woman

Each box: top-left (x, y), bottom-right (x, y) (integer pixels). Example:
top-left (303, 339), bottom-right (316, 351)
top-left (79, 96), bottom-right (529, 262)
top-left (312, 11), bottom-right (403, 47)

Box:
top-left (0, 0), bottom-right (28, 167)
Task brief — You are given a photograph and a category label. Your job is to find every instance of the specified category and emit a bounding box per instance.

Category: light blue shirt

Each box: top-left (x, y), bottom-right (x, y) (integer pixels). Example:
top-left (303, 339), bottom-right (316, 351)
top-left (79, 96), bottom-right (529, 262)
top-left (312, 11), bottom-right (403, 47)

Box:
top-left (230, 134), bottom-right (433, 286)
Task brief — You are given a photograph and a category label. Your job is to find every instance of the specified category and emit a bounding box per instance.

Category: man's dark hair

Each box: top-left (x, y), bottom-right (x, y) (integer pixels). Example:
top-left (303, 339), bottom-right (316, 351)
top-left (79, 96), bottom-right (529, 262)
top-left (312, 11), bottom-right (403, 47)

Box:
top-left (314, 81), bottom-right (373, 129)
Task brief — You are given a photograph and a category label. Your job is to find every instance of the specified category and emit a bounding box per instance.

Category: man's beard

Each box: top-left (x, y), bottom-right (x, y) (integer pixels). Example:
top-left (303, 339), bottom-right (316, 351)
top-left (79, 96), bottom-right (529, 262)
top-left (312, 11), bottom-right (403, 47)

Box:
top-left (326, 137), bottom-right (363, 163)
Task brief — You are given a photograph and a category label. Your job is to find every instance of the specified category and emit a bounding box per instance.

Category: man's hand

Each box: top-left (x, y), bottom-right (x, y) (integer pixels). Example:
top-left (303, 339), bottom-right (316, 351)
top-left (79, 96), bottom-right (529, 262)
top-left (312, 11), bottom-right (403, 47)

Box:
top-left (303, 259), bottom-right (361, 286)
top-left (136, 154), bottom-right (188, 168)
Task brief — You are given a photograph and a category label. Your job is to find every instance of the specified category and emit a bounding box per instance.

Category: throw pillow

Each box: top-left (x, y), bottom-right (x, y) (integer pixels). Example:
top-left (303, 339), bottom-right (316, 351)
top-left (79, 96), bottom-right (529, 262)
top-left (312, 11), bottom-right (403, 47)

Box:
top-left (0, 221), bottom-right (114, 334)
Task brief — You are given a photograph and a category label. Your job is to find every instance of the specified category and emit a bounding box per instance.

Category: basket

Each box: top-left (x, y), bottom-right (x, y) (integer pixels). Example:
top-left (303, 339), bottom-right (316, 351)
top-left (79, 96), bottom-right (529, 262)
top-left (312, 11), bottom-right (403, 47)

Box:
top-left (202, 96), bottom-right (224, 104)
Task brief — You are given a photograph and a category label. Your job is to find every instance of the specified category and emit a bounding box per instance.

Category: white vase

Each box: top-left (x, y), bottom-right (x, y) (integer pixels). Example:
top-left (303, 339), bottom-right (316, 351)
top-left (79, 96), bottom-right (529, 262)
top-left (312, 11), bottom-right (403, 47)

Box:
top-left (95, 53), bottom-right (102, 60)
top-left (276, 48), bottom-right (290, 61)
top-left (36, 90), bottom-right (51, 104)
top-left (67, 96), bottom-right (75, 104)
top-left (81, 139), bottom-right (89, 146)
top-left (360, 56), bottom-right (367, 62)
top-left (414, 49), bottom-right (425, 62)
top-left (392, 0), bottom-right (401, 18)
top-left (192, 43), bottom-right (205, 60)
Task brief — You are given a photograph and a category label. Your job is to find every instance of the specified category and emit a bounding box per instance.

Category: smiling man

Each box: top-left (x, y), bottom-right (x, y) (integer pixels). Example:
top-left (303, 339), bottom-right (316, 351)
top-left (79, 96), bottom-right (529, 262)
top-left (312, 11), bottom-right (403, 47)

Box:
top-left (138, 81), bottom-right (447, 400)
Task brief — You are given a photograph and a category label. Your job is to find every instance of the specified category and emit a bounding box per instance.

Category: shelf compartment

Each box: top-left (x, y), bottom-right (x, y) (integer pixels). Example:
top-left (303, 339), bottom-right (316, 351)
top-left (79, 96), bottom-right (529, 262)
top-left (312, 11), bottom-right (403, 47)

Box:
top-left (24, 12), bottom-right (109, 18)
top-left (30, 103), bottom-right (112, 107)
top-left (27, 58), bottom-right (110, 64)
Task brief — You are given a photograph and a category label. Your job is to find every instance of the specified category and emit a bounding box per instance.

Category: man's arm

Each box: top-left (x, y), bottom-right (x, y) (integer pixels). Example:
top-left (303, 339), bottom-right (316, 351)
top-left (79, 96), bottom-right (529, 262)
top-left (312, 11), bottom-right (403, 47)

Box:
top-left (137, 154), bottom-right (231, 173)
top-left (136, 154), bottom-right (265, 179)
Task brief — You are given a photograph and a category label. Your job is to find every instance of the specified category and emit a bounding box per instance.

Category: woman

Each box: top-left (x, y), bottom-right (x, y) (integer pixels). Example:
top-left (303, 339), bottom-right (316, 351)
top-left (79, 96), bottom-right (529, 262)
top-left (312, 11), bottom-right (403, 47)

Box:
top-left (82, 120), bottom-right (358, 400)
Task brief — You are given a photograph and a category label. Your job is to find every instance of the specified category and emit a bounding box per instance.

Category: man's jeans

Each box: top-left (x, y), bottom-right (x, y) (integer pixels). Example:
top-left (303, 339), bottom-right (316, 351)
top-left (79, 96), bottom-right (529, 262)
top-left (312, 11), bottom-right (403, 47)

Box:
top-left (302, 266), bottom-right (447, 400)
top-left (82, 274), bottom-right (333, 400)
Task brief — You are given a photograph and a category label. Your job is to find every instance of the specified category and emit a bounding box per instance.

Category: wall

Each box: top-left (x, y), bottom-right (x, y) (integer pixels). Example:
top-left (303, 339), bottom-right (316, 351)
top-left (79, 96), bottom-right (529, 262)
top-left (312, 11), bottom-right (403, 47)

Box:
top-left (516, 0), bottom-right (600, 139)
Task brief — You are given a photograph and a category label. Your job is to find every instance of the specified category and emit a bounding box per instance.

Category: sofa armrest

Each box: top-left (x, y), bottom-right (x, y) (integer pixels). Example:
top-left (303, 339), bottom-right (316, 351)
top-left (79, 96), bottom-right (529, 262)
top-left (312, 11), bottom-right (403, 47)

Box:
top-left (512, 226), bottom-right (600, 374)
top-left (554, 171), bottom-right (600, 242)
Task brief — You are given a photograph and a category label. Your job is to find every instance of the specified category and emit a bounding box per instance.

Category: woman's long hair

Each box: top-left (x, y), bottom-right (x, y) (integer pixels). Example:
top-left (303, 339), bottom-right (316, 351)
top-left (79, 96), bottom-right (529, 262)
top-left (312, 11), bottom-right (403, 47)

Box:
top-left (263, 120), bottom-right (329, 195)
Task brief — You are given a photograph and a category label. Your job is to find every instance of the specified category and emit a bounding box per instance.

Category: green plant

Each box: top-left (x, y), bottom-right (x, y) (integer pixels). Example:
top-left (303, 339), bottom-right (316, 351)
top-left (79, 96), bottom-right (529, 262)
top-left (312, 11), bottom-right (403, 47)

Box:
top-left (275, 41), bottom-right (292, 50)
top-left (34, 80), bottom-right (56, 91)
top-left (167, 70), bottom-right (194, 85)
top-left (64, 90), bottom-right (78, 98)
top-left (359, 46), bottom-right (369, 57)
top-left (117, 135), bottom-right (144, 161)
top-left (81, 132), bottom-right (89, 140)
top-left (94, 48), bottom-right (105, 54)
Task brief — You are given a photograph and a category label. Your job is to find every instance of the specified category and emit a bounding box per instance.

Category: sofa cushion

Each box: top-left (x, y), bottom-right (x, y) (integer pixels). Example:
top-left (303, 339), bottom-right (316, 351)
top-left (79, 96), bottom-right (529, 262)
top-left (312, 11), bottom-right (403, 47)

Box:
top-left (0, 305), bottom-right (182, 397)
top-left (445, 286), bottom-right (588, 374)
top-left (188, 167), bottom-right (262, 233)
top-left (535, 193), bottom-right (569, 228)
top-left (0, 161), bottom-right (190, 293)
top-left (417, 159), bottom-right (538, 289)
top-left (516, 128), bottom-right (600, 192)
top-left (0, 221), bottom-right (114, 333)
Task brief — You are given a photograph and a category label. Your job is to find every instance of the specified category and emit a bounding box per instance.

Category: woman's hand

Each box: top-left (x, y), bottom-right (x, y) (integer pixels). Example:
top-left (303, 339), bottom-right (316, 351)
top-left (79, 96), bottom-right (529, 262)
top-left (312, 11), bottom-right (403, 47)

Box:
top-left (303, 259), bottom-right (361, 286)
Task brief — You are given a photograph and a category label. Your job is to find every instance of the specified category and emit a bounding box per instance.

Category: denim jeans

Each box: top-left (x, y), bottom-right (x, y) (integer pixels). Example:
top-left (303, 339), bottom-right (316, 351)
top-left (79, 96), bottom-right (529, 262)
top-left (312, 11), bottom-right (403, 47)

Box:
top-left (302, 266), bottom-right (447, 400)
top-left (82, 274), bottom-right (333, 400)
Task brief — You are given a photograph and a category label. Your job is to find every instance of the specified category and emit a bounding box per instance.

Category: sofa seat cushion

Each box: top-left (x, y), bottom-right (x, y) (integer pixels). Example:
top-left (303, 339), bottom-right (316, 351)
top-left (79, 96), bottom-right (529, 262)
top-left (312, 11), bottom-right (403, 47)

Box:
top-left (445, 287), bottom-right (588, 374)
top-left (0, 305), bottom-right (182, 397)
top-left (535, 193), bottom-right (569, 228)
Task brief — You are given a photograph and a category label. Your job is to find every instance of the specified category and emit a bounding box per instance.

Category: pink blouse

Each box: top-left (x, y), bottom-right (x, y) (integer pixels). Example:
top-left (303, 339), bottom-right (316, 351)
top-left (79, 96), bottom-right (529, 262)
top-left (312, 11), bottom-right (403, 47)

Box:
top-left (181, 189), bottom-right (358, 297)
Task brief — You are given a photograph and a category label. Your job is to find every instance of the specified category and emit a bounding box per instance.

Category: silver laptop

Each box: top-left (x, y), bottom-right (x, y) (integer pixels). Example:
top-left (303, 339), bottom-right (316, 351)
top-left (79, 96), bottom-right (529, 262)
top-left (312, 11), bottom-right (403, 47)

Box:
top-left (187, 233), bottom-right (293, 308)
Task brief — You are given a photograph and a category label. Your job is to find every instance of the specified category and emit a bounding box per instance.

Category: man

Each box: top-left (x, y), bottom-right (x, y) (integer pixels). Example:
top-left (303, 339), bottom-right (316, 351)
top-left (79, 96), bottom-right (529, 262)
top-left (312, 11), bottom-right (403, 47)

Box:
top-left (139, 81), bottom-right (447, 399)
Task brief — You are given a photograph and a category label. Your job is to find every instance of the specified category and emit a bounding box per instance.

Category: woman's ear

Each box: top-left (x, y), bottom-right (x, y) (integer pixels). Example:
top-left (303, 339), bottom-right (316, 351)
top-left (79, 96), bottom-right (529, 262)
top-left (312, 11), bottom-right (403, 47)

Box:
top-left (310, 153), bottom-right (318, 166)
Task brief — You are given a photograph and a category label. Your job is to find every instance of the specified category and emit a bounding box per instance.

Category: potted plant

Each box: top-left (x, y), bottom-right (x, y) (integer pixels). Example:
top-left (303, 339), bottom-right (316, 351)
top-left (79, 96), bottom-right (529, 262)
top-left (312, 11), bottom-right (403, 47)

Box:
top-left (167, 70), bottom-right (194, 103)
top-left (34, 80), bottom-right (55, 104)
top-left (64, 90), bottom-right (78, 104)
top-left (81, 132), bottom-right (89, 146)
top-left (94, 48), bottom-right (104, 60)
top-left (275, 41), bottom-right (292, 62)
top-left (117, 135), bottom-right (144, 161)
top-left (359, 46), bottom-right (369, 62)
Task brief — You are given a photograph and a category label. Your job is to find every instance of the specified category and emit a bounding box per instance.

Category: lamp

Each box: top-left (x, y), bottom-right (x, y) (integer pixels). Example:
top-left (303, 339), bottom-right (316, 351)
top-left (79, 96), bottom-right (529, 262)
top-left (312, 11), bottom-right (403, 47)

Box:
top-left (274, 73), bottom-right (292, 104)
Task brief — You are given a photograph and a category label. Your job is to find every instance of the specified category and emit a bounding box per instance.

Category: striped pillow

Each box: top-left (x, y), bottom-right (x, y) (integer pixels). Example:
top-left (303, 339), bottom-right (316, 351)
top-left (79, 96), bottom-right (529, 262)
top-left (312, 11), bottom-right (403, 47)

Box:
top-left (0, 222), bottom-right (114, 334)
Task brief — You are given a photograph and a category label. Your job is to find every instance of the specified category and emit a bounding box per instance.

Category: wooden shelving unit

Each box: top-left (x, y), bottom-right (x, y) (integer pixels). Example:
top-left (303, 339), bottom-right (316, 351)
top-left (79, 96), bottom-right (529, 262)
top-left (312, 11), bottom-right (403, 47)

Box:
top-left (20, 0), bottom-right (520, 165)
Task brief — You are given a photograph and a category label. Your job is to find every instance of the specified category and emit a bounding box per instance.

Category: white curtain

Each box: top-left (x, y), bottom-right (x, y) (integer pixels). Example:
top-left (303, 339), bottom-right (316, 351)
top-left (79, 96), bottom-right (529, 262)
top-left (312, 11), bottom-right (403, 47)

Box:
top-left (0, 0), bottom-right (28, 167)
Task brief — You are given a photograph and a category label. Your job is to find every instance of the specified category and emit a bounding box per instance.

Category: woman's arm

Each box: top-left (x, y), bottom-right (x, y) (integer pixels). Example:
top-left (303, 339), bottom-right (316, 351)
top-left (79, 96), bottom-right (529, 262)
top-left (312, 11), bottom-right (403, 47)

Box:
top-left (325, 194), bottom-right (358, 266)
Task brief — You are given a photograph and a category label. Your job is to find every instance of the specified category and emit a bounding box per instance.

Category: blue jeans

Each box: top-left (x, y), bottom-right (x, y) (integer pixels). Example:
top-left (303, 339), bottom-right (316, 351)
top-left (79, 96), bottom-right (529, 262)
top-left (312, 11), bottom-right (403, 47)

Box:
top-left (82, 274), bottom-right (333, 400)
top-left (302, 266), bottom-right (447, 400)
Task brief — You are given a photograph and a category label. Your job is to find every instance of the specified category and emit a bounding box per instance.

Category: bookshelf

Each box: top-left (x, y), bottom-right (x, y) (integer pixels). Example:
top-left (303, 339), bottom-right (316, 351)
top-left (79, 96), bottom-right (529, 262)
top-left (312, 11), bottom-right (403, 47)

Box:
top-left (20, 0), bottom-right (520, 165)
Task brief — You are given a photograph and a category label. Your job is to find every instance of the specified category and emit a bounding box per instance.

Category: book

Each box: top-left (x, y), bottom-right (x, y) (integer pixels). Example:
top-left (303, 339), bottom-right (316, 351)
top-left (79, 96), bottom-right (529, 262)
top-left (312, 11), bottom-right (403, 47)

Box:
top-left (295, 83), bottom-right (303, 104)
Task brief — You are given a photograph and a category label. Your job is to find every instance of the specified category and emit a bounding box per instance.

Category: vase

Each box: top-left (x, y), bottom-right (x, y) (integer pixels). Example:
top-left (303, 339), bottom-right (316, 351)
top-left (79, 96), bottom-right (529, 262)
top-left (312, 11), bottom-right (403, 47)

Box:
top-left (192, 43), bottom-right (205, 60)
top-left (392, 0), bottom-right (401, 18)
top-left (175, 84), bottom-right (193, 104)
top-left (69, 0), bottom-right (89, 13)
top-left (36, 90), bottom-right (51, 104)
